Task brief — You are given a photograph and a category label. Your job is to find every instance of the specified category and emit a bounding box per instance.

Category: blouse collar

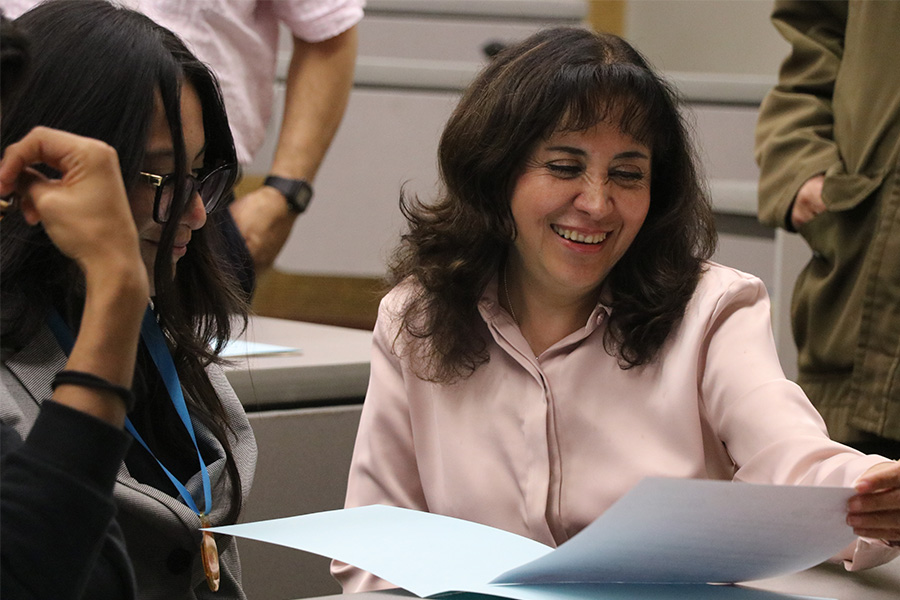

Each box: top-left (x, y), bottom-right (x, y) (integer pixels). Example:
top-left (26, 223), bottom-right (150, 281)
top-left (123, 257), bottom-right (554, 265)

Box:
top-left (477, 273), bottom-right (613, 341)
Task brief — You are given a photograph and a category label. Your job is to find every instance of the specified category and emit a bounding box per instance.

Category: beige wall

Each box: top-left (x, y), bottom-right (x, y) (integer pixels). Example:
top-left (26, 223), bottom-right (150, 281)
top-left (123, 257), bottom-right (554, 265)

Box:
top-left (623, 0), bottom-right (788, 77)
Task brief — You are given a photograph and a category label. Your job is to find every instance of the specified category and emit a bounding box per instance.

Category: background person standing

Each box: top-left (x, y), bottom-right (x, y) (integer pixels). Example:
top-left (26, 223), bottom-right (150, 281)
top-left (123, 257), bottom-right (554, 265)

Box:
top-left (755, 0), bottom-right (900, 457)
top-left (6, 0), bottom-right (363, 290)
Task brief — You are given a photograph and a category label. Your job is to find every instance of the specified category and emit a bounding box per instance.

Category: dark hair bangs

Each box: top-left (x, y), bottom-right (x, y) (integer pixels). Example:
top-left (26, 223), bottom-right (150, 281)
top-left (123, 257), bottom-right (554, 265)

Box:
top-left (551, 62), bottom-right (676, 153)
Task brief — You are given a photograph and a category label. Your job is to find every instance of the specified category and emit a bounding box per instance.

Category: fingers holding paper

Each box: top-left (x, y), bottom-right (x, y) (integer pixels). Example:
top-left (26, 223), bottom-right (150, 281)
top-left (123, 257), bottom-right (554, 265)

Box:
top-left (848, 461), bottom-right (900, 547)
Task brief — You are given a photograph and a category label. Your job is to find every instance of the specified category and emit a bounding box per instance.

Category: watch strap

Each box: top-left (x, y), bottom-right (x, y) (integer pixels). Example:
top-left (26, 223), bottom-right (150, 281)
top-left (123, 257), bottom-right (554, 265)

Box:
top-left (263, 175), bottom-right (313, 214)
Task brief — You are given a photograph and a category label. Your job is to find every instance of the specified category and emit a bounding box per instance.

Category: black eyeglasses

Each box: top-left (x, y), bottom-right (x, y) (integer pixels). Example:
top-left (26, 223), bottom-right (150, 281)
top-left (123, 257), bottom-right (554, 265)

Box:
top-left (139, 163), bottom-right (238, 223)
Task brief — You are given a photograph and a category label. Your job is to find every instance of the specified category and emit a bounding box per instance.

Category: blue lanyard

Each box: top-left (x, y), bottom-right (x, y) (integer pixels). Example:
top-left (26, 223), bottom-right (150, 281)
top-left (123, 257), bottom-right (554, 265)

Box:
top-left (48, 307), bottom-right (212, 516)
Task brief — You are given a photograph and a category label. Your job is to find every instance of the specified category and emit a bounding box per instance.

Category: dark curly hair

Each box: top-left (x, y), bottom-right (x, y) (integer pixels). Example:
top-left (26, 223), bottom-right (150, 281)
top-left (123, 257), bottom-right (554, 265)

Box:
top-left (1, 0), bottom-right (248, 521)
top-left (390, 26), bottom-right (717, 383)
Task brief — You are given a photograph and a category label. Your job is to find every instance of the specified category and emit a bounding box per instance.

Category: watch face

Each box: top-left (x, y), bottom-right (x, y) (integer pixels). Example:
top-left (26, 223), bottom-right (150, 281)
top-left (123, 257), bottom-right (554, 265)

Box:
top-left (294, 181), bottom-right (312, 207)
top-left (265, 176), bottom-right (312, 213)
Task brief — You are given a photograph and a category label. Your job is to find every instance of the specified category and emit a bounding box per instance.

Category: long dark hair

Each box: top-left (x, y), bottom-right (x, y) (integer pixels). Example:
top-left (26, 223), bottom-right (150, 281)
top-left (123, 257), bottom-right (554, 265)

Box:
top-left (0, 0), bottom-right (248, 520)
top-left (0, 12), bottom-right (29, 107)
top-left (390, 27), bottom-right (716, 383)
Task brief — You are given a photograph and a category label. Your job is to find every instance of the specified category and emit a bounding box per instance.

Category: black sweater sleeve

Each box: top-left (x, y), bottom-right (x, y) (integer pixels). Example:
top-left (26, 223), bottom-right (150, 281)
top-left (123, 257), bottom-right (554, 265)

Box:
top-left (1, 401), bottom-right (136, 600)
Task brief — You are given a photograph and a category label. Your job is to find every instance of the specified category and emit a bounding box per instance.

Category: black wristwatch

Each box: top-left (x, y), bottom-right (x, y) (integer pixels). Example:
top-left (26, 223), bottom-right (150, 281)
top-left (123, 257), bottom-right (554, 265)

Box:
top-left (263, 175), bottom-right (313, 214)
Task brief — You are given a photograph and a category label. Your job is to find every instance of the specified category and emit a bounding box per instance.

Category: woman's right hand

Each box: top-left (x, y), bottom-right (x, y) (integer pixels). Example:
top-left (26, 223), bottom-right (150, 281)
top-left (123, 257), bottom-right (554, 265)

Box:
top-left (1, 127), bottom-right (148, 423)
top-left (0, 126), bottom-right (146, 283)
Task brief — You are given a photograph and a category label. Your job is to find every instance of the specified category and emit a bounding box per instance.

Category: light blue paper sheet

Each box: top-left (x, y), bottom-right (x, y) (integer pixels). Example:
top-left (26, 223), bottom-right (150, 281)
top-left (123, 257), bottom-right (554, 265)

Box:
top-left (209, 478), bottom-right (849, 600)
top-left (211, 505), bottom-right (552, 596)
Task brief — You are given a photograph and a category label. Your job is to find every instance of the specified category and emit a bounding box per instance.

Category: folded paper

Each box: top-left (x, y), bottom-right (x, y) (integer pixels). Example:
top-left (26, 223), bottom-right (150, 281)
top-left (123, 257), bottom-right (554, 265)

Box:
top-left (209, 477), bottom-right (855, 600)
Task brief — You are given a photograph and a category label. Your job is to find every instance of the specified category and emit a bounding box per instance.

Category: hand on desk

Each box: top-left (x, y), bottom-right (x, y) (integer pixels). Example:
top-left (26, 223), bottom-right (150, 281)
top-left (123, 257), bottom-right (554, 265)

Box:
top-left (848, 461), bottom-right (900, 547)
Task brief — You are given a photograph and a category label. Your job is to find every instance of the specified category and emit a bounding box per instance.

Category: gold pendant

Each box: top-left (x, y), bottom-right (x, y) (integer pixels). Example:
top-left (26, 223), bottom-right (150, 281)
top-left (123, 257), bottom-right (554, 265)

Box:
top-left (200, 515), bottom-right (220, 592)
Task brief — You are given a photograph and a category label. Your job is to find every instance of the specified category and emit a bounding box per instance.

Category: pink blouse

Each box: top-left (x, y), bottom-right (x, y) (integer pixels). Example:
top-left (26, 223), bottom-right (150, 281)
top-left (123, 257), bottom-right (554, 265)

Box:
top-left (334, 263), bottom-right (897, 591)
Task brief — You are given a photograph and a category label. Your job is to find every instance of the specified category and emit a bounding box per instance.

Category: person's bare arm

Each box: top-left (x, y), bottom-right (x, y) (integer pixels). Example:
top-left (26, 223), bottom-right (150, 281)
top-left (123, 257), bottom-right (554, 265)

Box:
top-left (229, 26), bottom-right (358, 271)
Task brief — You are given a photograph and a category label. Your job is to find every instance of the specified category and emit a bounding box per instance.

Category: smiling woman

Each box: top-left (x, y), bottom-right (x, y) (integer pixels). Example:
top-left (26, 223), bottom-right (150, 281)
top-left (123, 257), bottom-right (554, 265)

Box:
top-left (0, 1), bottom-right (255, 599)
top-left (334, 26), bottom-right (900, 592)
top-left (507, 122), bottom-right (652, 354)
top-left (383, 27), bottom-right (715, 383)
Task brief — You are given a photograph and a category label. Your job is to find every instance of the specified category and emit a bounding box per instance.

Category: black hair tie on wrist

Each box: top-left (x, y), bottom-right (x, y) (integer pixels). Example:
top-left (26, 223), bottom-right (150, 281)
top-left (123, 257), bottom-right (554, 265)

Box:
top-left (51, 370), bottom-right (136, 413)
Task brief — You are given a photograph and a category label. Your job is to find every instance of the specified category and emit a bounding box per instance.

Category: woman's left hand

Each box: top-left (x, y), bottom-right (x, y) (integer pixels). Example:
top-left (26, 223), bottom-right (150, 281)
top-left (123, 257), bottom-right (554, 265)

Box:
top-left (847, 461), bottom-right (900, 547)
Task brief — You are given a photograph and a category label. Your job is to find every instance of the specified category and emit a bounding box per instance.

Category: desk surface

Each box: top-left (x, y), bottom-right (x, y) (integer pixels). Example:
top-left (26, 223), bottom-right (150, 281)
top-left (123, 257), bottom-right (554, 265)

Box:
top-left (744, 559), bottom-right (900, 599)
top-left (223, 316), bottom-right (373, 409)
top-left (308, 560), bottom-right (900, 600)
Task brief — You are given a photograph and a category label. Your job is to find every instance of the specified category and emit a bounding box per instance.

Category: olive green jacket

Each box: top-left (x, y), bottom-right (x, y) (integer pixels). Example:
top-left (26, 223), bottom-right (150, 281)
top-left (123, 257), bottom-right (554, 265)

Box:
top-left (755, 0), bottom-right (900, 442)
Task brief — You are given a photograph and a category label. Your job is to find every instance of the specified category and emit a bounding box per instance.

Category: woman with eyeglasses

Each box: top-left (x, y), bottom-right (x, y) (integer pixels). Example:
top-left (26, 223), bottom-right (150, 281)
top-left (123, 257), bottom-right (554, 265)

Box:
top-left (0, 2), bottom-right (255, 598)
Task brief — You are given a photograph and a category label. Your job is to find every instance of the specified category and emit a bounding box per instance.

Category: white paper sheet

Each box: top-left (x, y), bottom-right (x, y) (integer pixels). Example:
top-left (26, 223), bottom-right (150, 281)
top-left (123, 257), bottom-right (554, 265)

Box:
top-left (218, 339), bottom-right (300, 358)
top-left (443, 583), bottom-right (827, 600)
top-left (493, 478), bottom-right (857, 584)
top-left (209, 478), bottom-right (851, 600)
